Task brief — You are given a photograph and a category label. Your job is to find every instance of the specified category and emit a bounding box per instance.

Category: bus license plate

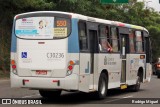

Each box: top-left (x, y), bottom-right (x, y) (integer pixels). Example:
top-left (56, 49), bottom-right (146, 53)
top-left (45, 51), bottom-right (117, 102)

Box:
top-left (36, 70), bottom-right (47, 75)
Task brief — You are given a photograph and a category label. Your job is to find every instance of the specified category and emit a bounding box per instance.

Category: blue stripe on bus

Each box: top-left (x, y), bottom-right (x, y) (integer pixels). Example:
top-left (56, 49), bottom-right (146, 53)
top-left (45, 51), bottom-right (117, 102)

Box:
top-left (68, 18), bottom-right (79, 53)
top-left (11, 20), bottom-right (17, 52)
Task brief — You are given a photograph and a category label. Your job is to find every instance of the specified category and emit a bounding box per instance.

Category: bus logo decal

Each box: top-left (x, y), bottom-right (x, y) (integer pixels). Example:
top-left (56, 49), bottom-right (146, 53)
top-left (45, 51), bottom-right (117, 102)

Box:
top-left (21, 52), bottom-right (27, 58)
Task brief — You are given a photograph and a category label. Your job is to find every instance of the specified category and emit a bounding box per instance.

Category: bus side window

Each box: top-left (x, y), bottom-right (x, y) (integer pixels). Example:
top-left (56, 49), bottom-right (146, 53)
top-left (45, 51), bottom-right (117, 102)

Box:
top-left (78, 21), bottom-right (88, 51)
top-left (129, 29), bottom-right (136, 53)
top-left (111, 27), bottom-right (119, 52)
top-left (99, 25), bottom-right (112, 52)
top-left (135, 31), bottom-right (144, 53)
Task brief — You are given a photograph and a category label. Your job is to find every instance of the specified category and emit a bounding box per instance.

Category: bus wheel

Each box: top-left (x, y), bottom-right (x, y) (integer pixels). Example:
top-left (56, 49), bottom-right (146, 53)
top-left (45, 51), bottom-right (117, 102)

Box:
top-left (95, 73), bottom-right (108, 99)
top-left (157, 74), bottom-right (160, 78)
top-left (131, 76), bottom-right (141, 92)
top-left (39, 90), bottom-right (61, 98)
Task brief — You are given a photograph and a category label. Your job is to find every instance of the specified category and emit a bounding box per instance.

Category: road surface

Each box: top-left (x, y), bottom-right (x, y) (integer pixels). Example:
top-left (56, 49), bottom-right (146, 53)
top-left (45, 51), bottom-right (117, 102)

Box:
top-left (0, 75), bottom-right (160, 106)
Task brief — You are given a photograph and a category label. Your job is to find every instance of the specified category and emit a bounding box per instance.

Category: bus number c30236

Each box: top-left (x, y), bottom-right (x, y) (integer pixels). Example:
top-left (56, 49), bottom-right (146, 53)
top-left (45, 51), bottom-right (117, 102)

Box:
top-left (47, 53), bottom-right (64, 59)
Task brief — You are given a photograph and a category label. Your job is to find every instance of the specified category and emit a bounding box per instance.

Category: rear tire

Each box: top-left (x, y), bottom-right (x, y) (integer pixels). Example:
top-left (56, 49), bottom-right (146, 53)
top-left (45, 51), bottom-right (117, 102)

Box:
top-left (39, 90), bottom-right (61, 98)
top-left (157, 74), bottom-right (160, 78)
top-left (95, 73), bottom-right (108, 99)
top-left (131, 76), bottom-right (141, 92)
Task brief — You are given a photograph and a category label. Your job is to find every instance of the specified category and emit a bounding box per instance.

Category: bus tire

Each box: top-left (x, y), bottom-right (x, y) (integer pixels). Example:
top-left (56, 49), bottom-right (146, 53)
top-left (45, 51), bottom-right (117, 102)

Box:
top-left (95, 73), bottom-right (108, 99)
top-left (157, 74), bottom-right (160, 78)
top-left (131, 76), bottom-right (141, 92)
top-left (39, 90), bottom-right (61, 98)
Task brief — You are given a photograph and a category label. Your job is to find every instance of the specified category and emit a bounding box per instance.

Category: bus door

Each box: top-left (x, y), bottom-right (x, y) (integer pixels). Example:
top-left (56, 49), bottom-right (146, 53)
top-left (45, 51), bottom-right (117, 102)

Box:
top-left (119, 28), bottom-right (129, 84)
top-left (120, 34), bottom-right (127, 83)
top-left (144, 31), bottom-right (152, 79)
top-left (79, 21), bottom-right (99, 92)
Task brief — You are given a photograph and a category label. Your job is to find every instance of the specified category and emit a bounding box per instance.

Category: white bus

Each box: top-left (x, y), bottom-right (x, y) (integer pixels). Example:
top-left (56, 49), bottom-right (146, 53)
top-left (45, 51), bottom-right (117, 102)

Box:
top-left (11, 11), bottom-right (152, 99)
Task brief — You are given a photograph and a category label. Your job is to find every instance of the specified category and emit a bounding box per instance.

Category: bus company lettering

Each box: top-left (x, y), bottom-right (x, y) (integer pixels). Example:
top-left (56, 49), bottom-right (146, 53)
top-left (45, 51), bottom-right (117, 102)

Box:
top-left (104, 56), bottom-right (116, 65)
top-left (22, 58), bottom-right (32, 63)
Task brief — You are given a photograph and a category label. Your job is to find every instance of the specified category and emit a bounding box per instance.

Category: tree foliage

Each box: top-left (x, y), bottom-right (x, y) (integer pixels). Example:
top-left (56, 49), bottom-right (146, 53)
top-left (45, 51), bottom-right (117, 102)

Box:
top-left (0, 0), bottom-right (160, 71)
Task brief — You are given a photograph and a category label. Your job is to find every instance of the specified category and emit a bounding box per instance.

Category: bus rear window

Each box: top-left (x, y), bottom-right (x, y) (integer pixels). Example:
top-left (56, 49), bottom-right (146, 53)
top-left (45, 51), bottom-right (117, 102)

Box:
top-left (15, 16), bottom-right (71, 39)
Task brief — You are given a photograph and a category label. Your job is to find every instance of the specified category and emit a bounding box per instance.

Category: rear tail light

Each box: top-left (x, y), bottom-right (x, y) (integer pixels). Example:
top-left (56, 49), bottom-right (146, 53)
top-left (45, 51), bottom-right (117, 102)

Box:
top-left (11, 60), bottom-right (17, 75)
top-left (11, 60), bottom-right (15, 65)
top-left (68, 65), bottom-right (73, 71)
top-left (66, 60), bottom-right (75, 76)
top-left (22, 79), bottom-right (30, 85)
top-left (12, 65), bottom-right (17, 69)
top-left (69, 60), bottom-right (75, 65)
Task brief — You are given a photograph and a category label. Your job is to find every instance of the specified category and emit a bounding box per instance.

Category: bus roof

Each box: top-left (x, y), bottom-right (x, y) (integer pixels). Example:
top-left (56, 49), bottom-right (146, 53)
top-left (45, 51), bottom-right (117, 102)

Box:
top-left (15, 11), bottom-right (149, 33)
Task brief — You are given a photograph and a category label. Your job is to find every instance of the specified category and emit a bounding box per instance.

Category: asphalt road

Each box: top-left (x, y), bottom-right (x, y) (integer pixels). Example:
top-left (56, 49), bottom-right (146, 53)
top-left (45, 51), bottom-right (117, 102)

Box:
top-left (0, 75), bottom-right (160, 107)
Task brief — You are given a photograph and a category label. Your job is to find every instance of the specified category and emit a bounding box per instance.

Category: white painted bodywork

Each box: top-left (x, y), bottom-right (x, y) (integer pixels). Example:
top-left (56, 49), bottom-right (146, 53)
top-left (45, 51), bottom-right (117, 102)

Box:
top-left (17, 39), bottom-right (68, 77)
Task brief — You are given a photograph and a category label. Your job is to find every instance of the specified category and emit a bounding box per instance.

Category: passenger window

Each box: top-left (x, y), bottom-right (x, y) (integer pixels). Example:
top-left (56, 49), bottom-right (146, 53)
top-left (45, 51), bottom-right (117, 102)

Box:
top-left (111, 27), bottom-right (119, 52)
top-left (135, 31), bottom-right (144, 53)
top-left (129, 29), bottom-right (135, 53)
top-left (99, 26), bottom-right (112, 52)
top-left (79, 22), bottom-right (88, 51)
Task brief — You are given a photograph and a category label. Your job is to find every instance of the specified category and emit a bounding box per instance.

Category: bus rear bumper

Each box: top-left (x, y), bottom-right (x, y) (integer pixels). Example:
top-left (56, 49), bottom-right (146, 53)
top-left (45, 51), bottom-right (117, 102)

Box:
top-left (10, 72), bottom-right (79, 90)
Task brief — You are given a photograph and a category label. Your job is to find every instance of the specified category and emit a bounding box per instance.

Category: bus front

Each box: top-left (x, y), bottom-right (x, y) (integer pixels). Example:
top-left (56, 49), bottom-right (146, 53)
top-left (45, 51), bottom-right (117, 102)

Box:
top-left (10, 11), bottom-right (80, 96)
